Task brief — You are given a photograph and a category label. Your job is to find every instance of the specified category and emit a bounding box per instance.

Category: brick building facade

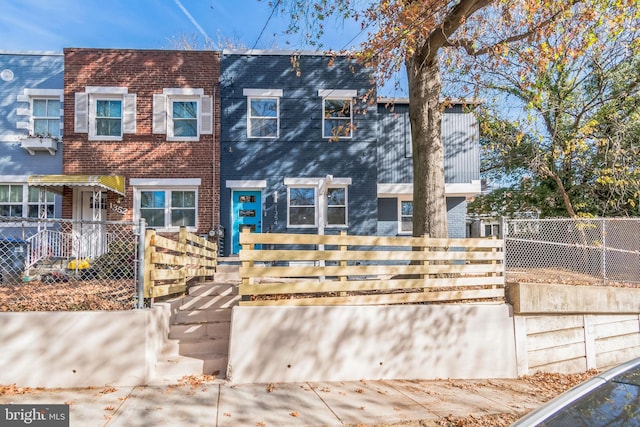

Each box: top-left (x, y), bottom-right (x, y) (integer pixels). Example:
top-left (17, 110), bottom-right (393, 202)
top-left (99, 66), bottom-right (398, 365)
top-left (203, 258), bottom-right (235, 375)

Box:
top-left (61, 48), bottom-right (221, 235)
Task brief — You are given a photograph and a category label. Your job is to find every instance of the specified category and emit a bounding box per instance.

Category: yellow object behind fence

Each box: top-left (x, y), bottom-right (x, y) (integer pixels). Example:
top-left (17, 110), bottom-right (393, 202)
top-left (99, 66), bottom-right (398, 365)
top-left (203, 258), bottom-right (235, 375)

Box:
top-left (68, 258), bottom-right (91, 270)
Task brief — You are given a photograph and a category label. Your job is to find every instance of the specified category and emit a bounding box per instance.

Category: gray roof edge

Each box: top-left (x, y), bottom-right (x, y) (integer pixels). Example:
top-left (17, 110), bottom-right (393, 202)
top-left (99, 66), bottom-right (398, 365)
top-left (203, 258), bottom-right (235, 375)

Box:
top-left (0, 50), bottom-right (63, 56)
top-left (223, 49), bottom-right (355, 56)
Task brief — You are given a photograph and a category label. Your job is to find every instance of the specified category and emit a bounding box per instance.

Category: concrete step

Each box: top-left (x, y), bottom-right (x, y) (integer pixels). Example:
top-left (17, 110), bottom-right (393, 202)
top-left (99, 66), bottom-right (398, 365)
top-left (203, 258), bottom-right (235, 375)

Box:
top-left (175, 308), bottom-right (232, 325)
top-left (179, 293), bottom-right (240, 311)
top-left (187, 283), bottom-right (238, 297)
top-left (169, 322), bottom-right (231, 340)
top-left (153, 354), bottom-right (227, 384)
top-left (179, 337), bottom-right (229, 357)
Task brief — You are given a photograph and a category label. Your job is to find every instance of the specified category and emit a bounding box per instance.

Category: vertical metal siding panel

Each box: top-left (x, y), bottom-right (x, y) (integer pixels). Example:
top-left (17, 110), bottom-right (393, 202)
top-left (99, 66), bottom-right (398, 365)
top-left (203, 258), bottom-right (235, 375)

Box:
top-left (443, 112), bottom-right (480, 183)
top-left (377, 103), bottom-right (412, 184)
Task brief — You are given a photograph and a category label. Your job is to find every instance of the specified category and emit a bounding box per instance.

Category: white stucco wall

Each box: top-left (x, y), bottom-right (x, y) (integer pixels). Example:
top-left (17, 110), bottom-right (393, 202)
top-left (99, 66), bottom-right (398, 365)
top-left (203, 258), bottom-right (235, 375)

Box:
top-left (0, 305), bottom-right (170, 388)
top-left (227, 303), bottom-right (518, 383)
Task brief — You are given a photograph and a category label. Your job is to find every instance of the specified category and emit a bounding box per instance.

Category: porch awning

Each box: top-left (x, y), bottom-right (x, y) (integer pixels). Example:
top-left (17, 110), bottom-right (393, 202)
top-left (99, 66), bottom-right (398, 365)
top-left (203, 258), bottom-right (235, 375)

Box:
top-left (27, 175), bottom-right (125, 196)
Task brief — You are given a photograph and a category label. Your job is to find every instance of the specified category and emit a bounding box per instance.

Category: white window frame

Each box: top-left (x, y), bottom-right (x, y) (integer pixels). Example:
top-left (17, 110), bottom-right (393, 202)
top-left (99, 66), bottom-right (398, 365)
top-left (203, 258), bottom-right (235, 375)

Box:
top-left (285, 177), bottom-right (351, 228)
top-left (243, 89), bottom-right (282, 139)
top-left (27, 186), bottom-right (56, 218)
top-left (131, 178), bottom-right (200, 232)
top-left (167, 95), bottom-right (200, 141)
top-left (74, 86), bottom-right (136, 141)
top-left (153, 88), bottom-right (212, 141)
top-left (286, 185), bottom-right (317, 228)
top-left (319, 89), bottom-right (356, 139)
top-left (326, 185), bottom-right (348, 227)
top-left (31, 98), bottom-right (62, 138)
top-left (0, 183), bottom-right (57, 219)
top-left (398, 196), bottom-right (413, 235)
top-left (484, 223), bottom-right (501, 237)
top-left (91, 95), bottom-right (123, 141)
top-left (16, 89), bottom-right (64, 138)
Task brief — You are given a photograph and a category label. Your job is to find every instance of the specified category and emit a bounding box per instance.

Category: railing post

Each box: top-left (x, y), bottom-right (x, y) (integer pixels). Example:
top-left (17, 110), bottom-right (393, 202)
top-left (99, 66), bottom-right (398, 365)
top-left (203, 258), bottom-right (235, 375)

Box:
top-left (501, 217), bottom-right (508, 274)
top-left (240, 228), bottom-right (254, 301)
top-left (144, 228), bottom-right (155, 302)
top-left (422, 233), bottom-right (430, 286)
top-left (179, 226), bottom-right (188, 288)
top-left (490, 235), bottom-right (498, 289)
top-left (339, 230), bottom-right (347, 296)
top-left (136, 218), bottom-right (146, 309)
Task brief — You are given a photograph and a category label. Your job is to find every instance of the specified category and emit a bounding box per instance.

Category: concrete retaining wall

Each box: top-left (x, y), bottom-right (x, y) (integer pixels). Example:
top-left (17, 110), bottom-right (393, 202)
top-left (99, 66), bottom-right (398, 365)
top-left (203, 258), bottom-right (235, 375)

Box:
top-left (0, 305), bottom-right (170, 388)
top-left (509, 283), bottom-right (640, 375)
top-left (227, 304), bottom-right (518, 383)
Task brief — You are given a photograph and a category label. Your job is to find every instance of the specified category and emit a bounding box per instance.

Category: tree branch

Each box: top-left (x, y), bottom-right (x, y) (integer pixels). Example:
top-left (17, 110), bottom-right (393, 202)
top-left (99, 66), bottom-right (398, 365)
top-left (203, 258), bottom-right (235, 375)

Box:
top-left (450, 8), bottom-right (568, 57)
top-left (419, 0), bottom-right (491, 64)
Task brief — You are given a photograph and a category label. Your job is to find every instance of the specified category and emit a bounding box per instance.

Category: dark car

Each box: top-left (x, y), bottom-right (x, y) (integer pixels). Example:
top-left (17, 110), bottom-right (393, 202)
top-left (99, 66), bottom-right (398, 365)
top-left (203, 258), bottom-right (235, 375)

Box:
top-left (511, 356), bottom-right (640, 427)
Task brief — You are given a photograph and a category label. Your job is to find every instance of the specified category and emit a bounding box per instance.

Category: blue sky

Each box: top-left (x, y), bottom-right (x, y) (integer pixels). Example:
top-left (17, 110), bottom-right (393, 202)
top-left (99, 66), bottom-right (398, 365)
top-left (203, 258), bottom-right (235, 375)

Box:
top-left (0, 0), bottom-right (366, 52)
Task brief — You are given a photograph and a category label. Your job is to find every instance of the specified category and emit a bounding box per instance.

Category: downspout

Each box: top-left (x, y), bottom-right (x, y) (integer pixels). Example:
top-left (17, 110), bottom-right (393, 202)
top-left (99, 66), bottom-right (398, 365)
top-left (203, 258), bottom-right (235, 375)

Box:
top-left (212, 83), bottom-right (217, 236)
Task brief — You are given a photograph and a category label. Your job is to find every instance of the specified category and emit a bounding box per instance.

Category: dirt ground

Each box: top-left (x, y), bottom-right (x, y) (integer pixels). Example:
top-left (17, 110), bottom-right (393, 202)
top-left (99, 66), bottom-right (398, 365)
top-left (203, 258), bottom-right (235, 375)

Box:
top-left (507, 268), bottom-right (639, 288)
top-left (0, 279), bottom-right (136, 311)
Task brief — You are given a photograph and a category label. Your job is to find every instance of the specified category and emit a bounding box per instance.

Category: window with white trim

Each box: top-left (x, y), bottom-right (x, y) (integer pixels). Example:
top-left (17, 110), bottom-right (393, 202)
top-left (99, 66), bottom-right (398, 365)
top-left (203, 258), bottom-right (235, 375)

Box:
top-left (243, 89), bottom-right (282, 138)
top-left (399, 198), bottom-right (413, 234)
top-left (0, 185), bottom-right (57, 218)
top-left (153, 88), bottom-right (212, 141)
top-left (319, 89), bottom-right (356, 139)
top-left (16, 89), bottom-right (64, 138)
top-left (169, 97), bottom-right (199, 139)
top-left (95, 98), bottom-right (122, 137)
top-left (32, 98), bottom-right (61, 138)
top-left (484, 223), bottom-right (500, 238)
top-left (139, 190), bottom-right (197, 229)
top-left (27, 187), bottom-right (55, 218)
top-left (327, 187), bottom-right (347, 226)
top-left (288, 187), bottom-right (316, 227)
top-left (74, 86), bottom-right (136, 141)
top-left (285, 177), bottom-right (351, 228)
top-left (0, 185), bottom-right (23, 217)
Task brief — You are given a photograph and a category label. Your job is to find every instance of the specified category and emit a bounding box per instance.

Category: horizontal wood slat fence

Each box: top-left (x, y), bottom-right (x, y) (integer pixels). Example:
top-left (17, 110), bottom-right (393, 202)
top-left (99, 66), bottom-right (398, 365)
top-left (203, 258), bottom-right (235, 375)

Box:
top-left (239, 229), bottom-right (505, 306)
top-left (144, 227), bottom-right (217, 298)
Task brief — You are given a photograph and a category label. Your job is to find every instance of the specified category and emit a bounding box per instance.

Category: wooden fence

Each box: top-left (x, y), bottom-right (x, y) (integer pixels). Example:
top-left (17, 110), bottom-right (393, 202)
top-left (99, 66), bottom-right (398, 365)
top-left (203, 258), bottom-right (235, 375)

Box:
top-left (239, 229), bottom-right (505, 306)
top-left (143, 227), bottom-right (217, 298)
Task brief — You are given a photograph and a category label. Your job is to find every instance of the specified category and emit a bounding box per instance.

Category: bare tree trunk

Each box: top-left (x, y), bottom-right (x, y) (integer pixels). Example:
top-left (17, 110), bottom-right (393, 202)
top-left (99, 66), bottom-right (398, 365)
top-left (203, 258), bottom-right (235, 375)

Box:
top-left (406, 55), bottom-right (448, 238)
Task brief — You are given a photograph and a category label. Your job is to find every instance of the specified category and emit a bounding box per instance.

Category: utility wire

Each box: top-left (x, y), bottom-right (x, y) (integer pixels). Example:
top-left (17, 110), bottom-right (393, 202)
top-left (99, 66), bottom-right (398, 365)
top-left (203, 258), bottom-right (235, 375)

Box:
top-left (252, 0), bottom-right (281, 50)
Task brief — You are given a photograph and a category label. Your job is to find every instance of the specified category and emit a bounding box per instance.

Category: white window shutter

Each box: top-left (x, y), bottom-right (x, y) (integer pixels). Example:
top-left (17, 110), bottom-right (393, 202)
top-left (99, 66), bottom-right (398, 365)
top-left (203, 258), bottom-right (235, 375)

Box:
top-left (75, 92), bottom-right (89, 133)
top-left (200, 95), bottom-right (213, 135)
top-left (123, 94), bottom-right (136, 134)
top-left (152, 94), bottom-right (166, 134)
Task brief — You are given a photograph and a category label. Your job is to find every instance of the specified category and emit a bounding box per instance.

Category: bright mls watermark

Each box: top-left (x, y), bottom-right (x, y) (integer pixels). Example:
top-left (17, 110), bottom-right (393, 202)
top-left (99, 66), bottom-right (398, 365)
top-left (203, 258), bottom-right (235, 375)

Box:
top-left (0, 405), bottom-right (69, 426)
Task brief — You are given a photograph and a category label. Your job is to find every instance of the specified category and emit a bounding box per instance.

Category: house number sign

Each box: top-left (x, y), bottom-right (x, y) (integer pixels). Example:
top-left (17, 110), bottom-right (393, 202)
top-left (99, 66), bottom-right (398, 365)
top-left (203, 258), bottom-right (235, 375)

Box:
top-left (110, 203), bottom-right (128, 215)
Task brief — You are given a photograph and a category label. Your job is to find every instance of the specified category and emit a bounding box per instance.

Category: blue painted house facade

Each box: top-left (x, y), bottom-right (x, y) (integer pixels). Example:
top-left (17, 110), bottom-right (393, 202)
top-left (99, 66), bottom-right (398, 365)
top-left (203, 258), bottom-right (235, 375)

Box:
top-left (219, 50), bottom-right (481, 255)
top-left (220, 50), bottom-right (378, 255)
top-left (0, 51), bottom-right (64, 231)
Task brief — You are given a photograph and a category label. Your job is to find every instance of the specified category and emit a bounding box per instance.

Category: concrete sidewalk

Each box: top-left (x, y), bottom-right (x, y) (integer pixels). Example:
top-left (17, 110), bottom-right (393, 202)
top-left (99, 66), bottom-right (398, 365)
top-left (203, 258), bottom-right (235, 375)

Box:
top-left (0, 378), bottom-right (546, 426)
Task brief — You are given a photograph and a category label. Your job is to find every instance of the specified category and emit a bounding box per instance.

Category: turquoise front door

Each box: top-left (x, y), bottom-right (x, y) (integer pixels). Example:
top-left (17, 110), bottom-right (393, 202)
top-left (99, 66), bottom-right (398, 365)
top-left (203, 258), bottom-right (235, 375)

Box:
top-left (232, 190), bottom-right (262, 254)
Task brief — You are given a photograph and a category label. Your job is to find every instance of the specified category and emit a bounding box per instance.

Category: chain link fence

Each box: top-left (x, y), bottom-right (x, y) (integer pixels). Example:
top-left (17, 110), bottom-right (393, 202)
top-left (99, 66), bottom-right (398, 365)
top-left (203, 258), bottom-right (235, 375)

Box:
top-left (504, 218), bottom-right (640, 286)
top-left (0, 216), bottom-right (139, 311)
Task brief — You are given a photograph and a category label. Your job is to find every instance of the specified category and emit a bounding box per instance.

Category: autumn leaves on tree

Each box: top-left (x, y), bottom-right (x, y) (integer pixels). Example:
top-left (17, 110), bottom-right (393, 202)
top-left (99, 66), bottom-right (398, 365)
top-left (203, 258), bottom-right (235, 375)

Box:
top-left (276, 0), bottom-right (640, 228)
